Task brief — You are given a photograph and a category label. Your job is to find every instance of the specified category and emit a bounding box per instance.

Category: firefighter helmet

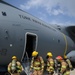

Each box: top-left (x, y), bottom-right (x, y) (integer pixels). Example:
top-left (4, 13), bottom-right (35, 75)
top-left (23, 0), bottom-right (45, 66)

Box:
top-left (12, 56), bottom-right (17, 59)
top-left (64, 55), bottom-right (67, 59)
top-left (47, 52), bottom-right (53, 57)
top-left (32, 51), bottom-right (38, 57)
top-left (56, 56), bottom-right (63, 60)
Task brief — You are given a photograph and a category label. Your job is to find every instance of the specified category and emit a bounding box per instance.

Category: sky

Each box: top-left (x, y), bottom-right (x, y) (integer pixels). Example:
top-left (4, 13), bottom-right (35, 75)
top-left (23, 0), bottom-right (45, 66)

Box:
top-left (3, 0), bottom-right (75, 26)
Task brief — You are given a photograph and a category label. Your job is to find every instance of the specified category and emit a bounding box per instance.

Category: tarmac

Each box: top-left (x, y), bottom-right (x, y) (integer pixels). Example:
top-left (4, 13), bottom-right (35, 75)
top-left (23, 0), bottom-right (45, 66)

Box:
top-left (1, 69), bottom-right (74, 75)
top-left (43, 69), bottom-right (75, 75)
top-left (54, 69), bottom-right (75, 75)
top-left (70, 69), bottom-right (75, 75)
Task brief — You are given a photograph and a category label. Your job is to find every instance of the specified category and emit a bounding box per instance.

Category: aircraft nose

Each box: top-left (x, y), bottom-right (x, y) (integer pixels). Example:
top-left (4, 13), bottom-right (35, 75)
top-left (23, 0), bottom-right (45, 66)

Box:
top-left (67, 51), bottom-right (75, 62)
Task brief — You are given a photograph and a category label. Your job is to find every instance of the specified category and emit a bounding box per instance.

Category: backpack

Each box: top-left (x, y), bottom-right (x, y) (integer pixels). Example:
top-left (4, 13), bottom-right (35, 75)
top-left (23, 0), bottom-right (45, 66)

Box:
top-left (11, 60), bottom-right (17, 73)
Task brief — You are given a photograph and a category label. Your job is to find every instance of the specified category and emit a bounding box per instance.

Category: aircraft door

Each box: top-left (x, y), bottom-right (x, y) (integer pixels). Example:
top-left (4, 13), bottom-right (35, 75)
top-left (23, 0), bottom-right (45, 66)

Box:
top-left (21, 32), bottom-right (38, 62)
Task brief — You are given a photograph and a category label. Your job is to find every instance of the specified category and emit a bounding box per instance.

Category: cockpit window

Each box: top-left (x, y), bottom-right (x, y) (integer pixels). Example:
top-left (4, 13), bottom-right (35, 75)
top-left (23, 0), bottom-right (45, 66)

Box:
top-left (2, 11), bottom-right (7, 16)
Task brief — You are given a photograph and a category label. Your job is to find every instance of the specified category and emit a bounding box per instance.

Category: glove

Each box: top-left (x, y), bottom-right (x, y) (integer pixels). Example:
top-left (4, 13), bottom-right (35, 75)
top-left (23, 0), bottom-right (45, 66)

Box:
top-left (40, 69), bottom-right (43, 72)
top-left (71, 68), bottom-right (74, 71)
top-left (30, 68), bottom-right (32, 72)
top-left (30, 68), bottom-right (34, 72)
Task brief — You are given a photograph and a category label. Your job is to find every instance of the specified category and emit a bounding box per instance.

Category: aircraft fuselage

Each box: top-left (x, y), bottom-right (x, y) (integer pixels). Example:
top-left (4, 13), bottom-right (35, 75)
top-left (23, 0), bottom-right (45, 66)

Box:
top-left (0, 1), bottom-right (75, 72)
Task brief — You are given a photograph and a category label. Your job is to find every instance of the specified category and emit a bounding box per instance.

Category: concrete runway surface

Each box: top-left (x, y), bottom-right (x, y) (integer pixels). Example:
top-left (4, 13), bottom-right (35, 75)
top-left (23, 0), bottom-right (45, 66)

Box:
top-left (70, 69), bottom-right (75, 75)
top-left (0, 69), bottom-right (74, 75)
top-left (53, 70), bottom-right (75, 75)
top-left (43, 69), bottom-right (75, 75)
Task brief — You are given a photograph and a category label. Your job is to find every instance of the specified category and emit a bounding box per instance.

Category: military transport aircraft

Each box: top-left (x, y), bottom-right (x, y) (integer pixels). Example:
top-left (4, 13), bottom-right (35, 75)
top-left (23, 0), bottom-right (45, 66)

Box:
top-left (0, 0), bottom-right (75, 75)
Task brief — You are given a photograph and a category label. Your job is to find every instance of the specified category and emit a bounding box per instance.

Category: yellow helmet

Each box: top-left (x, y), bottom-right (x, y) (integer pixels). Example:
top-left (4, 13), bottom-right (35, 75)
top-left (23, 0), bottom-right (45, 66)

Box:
top-left (32, 51), bottom-right (38, 57)
top-left (12, 56), bottom-right (17, 59)
top-left (47, 52), bottom-right (53, 57)
top-left (64, 55), bottom-right (67, 59)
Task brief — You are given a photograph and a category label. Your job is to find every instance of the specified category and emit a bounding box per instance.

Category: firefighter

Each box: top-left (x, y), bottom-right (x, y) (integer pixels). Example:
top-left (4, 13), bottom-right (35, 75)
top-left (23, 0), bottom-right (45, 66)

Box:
top-left (64, 55), bottom-right (73, 71)
top-left (63, 55), bottom-right (73, 75)
top-left (55, 56), bottom-right (64, 75)
top-left (8, 56), bottom-right (23, 75)
top-left (56, 55), bottom-right (70, 75)
top-left (30, 51), bottom-right (44, 75)
top-left (54, 56), bottom-right (62, 75)
top-left (46, 52), bottom-right (54, 75)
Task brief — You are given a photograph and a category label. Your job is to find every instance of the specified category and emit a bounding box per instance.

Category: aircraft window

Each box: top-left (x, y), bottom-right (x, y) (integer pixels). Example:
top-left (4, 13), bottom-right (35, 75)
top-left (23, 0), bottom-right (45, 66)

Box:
top-left (2, 11), bottom-right (7, 16)
top-left (5, 36), bottom-right (8, 39)
top-left (58, 28), bottom-right (61, 30)
top-left (57, 26), bottom-right (61, 30)
top-left (58, 39), bottom-right (60, 43)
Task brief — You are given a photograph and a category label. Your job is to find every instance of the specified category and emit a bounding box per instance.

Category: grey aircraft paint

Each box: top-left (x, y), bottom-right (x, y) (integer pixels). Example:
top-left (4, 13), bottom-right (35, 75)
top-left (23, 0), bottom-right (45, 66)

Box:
top-left (0, 1), bottom-right (75, 74)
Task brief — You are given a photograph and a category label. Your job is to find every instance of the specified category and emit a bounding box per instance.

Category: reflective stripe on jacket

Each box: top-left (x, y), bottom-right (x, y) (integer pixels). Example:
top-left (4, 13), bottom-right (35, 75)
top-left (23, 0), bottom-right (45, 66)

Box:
top-left (63, 71), bottom-right (70, 75)
top-left (8, 61), bottom-right (22, 73)
top-left (46, 58), bottom-right (54, 72)
top-left (30, 56), bottom-right (44, 70)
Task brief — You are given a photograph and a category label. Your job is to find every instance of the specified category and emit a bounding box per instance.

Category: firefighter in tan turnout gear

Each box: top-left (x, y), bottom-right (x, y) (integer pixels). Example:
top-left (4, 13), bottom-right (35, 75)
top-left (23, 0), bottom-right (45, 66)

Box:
top-left (64, 55), bottom-right (73, 70)
top-left (30, 51), bottom-right (44, 75)
top-left (46, 52), bottom-right (54, 75)
top-left (56, 55), bottom-right (70, 75)
top-left (8, 56), bottom-right (23, 75)
top-left (64, 55), bottom-right (73, 75)
top-left (54, 56), bottom-right (62, 75)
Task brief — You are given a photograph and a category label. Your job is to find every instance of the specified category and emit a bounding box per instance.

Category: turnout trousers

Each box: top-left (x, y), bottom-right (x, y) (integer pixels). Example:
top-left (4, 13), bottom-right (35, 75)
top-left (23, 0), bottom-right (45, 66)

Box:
top-left (11, 73), bottom-right (20, 75)
top-left (32, 70), bottom-right (43, 75)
